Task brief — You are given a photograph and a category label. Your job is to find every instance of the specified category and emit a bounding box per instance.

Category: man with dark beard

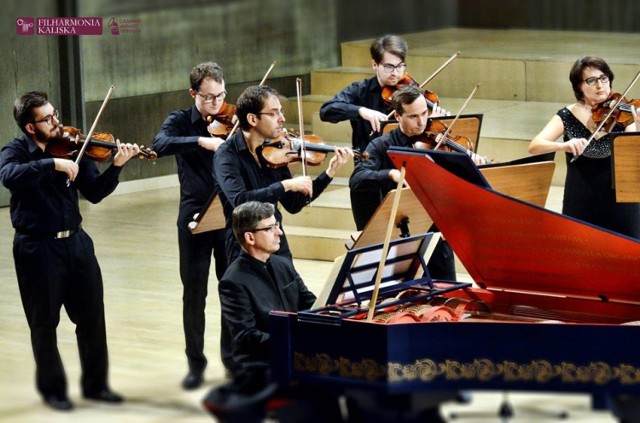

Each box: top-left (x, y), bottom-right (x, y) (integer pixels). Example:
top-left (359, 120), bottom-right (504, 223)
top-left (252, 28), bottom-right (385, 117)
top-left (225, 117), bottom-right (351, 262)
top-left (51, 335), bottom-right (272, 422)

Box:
top-left (0, 91), bottom-right (139, 411)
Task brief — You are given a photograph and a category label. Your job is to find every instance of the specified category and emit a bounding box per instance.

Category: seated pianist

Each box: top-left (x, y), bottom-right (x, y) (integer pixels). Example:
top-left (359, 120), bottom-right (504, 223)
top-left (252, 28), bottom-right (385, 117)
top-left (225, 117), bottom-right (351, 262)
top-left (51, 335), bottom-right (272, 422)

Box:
top-left (205, 201), bottom-right (341, 422)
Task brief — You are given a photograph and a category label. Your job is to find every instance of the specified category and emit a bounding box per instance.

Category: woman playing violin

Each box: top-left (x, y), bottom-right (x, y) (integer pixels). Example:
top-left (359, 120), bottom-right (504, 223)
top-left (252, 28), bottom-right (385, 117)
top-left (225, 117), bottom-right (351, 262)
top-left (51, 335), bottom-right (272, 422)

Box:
top-left (528, 56), bottom-right (640, 238)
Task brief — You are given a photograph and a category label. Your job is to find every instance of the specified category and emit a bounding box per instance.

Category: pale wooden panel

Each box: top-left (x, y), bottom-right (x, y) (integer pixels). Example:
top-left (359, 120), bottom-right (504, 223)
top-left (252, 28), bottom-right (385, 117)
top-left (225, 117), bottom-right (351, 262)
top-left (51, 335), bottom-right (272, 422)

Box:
top-left (481, 161), bottom-right (556, 208)
top-left (381, 115), bottom-right (482, 153)
top-left (352, 187), bottom-right (433, 249)
top-left (613, 134), bottom-right (640, 203)
top-left (188, 194), bottom-right (225, 234)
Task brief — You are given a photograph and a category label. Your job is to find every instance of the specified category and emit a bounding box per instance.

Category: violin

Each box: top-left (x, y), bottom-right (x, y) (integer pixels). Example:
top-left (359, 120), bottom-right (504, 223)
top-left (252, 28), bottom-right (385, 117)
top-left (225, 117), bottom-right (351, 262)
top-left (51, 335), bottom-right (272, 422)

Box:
top-left (414, 119), bottom-right (475, 155)
top-left (47, 126), bottom-right (157, 162)
top-left (591, 92), bottom-right (640, 132)
top-left (257, 131), bottom-right (368, 168)
top-left (206, 102), bottom-right (237, 139)
top-left (381, 74), bottom-right (440, 110)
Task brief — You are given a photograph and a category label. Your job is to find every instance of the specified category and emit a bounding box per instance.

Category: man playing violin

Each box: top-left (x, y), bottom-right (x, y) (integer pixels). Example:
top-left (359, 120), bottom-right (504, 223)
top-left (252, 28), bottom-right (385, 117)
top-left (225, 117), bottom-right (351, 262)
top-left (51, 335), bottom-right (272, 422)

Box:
top-left (0, 91), bottom-right (140, 411)
top-left (350, 85), bottom-right (485, 281)
top-left (152, 61), bottom-right (229, 390)
top-left (528, 56), bottom-right (640, 238)
top-left (319, 34), bottom-right (447, 230)
top-left (214, 85), bottom-right (352, 266)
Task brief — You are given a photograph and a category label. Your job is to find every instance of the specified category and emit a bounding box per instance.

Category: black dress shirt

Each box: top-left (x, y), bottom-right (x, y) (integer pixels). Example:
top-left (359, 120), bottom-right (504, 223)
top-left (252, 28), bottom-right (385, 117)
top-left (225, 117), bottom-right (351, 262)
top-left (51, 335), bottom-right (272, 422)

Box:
top-left (152, 106), bottom-right (217, 229)
top-left (349, 127), bottom-right (458, 281)
top-left (319, 76), bottom-right (391, 153)
top-left (0, 134), bottom-right (121, 234)
top-left (219, 251), bottom-right (317, 373)
top-left (214, 130), bottom-right (332, 261)
top-left (349, 126), bottom-right (413, 197)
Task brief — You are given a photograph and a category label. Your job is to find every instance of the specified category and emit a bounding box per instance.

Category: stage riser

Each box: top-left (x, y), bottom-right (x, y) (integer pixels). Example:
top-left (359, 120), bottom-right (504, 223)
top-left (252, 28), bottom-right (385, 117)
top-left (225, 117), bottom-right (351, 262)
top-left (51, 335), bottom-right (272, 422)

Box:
top-left (282, 202), bottom-right (355, 232)
top-left (287, 235), bottom-right (348, 262)
top-left (282, 28), bottom-right (638, 262)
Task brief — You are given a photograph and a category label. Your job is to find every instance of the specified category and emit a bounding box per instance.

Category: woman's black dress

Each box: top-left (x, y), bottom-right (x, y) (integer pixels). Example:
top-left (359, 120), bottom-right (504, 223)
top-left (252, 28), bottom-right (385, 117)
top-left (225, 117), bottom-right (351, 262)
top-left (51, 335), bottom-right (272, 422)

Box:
top-left (558, 107), bottom-right (640, 238)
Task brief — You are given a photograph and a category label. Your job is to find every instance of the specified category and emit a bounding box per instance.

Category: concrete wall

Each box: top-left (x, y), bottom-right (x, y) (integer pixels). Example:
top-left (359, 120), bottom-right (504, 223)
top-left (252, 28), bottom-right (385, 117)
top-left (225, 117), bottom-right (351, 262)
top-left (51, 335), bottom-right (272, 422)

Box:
top-left (2, 0), bottom-right (638, 206)
top-left (1, 1), bottom-right (61, 205)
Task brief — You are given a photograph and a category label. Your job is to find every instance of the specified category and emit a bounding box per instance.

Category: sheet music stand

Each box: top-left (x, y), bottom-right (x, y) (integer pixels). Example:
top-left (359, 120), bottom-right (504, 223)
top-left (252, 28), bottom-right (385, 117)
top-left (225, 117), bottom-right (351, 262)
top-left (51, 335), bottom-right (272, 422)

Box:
top-left (612, 132), bottom-right (640, 203)
top-left (428, 114), bottom-right (483, 153)
top-left (308, 232), bottom-right (465, 317)
top-left (479, 153), bottom-right (556, 208)
top-left (348, 187), bottom-right (433, 250)
top-left (187, 193), bottom-right (225, 234)
top-left (381, 113), bottom-right (483, 153)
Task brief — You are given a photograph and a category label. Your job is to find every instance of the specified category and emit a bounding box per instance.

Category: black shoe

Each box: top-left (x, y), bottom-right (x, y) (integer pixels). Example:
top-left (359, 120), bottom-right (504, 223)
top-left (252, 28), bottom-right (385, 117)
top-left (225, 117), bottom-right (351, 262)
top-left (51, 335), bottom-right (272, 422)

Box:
top-left (83, 389), bottom-right (124, 404)
top-left (182, 369), bottom-right (204, 390)
top-left (43, 395), bottom-right (74, 411)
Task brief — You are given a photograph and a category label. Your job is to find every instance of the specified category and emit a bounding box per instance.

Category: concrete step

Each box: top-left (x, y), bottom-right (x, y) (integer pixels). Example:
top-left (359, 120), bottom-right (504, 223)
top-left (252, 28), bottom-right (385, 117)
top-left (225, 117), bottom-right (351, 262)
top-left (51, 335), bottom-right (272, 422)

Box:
top-left (311, 67), bottom-right (374, 97)
top-left (286, 225), bottom-right (353, 261)
top-left (283, 94), bottom-right (331, 125)
top-left (338, 28), bottom-right (640, 103)
top-left (281, 27), bottom-right (640, 263)
top-left (281, 185), bottom-right (355, 231)
top-left (295, 95), bottom-right (570, 185)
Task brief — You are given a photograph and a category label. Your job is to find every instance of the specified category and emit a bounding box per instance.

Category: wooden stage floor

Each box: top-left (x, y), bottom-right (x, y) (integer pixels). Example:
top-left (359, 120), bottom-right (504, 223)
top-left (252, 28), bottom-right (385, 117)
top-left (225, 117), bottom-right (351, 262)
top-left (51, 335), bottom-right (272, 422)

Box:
top-left (0, 184), bottom-right (619, 422)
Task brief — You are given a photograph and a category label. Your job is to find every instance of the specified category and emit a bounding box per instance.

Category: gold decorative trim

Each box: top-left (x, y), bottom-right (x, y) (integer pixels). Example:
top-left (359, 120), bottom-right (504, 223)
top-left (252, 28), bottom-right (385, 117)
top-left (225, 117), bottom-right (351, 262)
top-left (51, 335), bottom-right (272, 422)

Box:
top-left (293, 352), bottom-right (640, 385)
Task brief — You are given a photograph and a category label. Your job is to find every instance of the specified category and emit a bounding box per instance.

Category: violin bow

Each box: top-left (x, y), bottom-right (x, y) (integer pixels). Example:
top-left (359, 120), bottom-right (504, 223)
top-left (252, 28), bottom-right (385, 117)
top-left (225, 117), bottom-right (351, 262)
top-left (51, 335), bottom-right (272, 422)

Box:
top-left (65, 84), bottom-right (115, 187)
top-left (434, 83), bottom-right (480, 151)
top-left (419, 51), bottom-right (460, 89)
top-left (74, 84), bottom-right (115, 165)
top-left (367, 165), bottom-right (406, 321)
top-left (226, 61), bottom-right (277, 138)
top-left (384, 51), bottom-right (460, 120)
top-left (295, 77), bottom-right (308, 178)
top-left (571, 68), bottom-right (640, 163)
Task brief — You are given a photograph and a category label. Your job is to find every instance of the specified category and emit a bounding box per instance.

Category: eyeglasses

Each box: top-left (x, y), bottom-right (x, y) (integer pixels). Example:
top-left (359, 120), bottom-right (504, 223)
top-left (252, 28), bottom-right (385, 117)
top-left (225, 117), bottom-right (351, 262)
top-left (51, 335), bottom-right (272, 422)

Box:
top-left (252, 221), bottom-right (280, 233)
top-left (196, 90), bottom-right (227, 103)
top-left (583, 74), bottom-right (609, 86)
top-left (32, 109), bottom-right (59, 125)
top-left (379, 62), bottom-right (406, 73)
top-left (255, 110), bottom-right (284, 118)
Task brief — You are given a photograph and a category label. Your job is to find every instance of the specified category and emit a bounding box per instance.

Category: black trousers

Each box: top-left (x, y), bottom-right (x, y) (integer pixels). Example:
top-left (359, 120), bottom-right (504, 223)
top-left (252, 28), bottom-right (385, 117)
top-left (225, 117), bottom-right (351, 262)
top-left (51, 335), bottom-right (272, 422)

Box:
top-left (13, 229), bottom-right (109, 398)
top-left (178, 227), bottom-right (227, 371)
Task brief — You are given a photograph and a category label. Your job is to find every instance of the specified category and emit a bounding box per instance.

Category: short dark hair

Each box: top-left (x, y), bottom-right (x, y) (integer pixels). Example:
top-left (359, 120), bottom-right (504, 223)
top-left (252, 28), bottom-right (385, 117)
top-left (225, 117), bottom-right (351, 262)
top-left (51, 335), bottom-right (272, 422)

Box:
top-left (232, 201), bottom-right (276, 246)
top-left (190, 62), bottom-right (224, 91)
top-left (391, 85), bottom-right (424, 115)
top-left (569, 56), bottom-right (614, 102)
top-left (236, 85), bottom-right (280, 131)
top-left (370, 35), bottom-right (408, 64)
top-left (14, 91), bottom-right (49, 134)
